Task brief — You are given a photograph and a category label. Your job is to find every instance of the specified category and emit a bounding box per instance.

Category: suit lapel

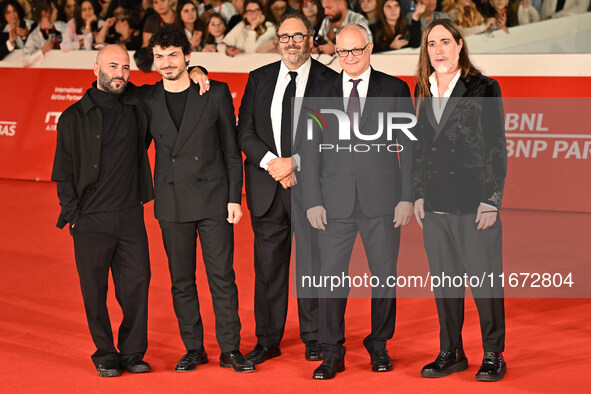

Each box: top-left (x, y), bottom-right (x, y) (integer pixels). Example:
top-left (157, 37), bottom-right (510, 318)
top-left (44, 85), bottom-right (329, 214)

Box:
top-left (153, 82), bottom-right (179, 146)
top-left (173, 82), bottom-right (208, 156)
top-left (360, 68), bottom-right (380, 130)
top-left (433, 77), bottom-right (467, 141)
top-left (262, 63), bottom-right (281, 155)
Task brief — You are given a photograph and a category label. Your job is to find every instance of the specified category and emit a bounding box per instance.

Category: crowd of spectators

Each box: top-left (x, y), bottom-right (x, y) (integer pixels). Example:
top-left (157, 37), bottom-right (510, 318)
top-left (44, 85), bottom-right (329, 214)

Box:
top-left (1, 0), bottom-right (590, 62)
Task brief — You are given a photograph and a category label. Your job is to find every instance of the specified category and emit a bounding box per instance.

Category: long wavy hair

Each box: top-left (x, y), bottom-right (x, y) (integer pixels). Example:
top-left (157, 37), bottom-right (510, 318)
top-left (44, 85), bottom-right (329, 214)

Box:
top-left (374, 0), bottom-right (408, 48)
top-left (74, 0), bottom-right (100, 34)
top-left (415, 19), bottom-right (480, 109)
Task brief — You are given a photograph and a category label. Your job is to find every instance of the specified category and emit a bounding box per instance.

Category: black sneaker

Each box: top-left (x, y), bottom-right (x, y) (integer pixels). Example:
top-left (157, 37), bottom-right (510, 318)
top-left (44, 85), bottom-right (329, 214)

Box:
top-left (476, 352), bottom-right (506, 382)
top-left (97, 359), bottom-right (122, 378)
top-left (120, 354), bottom-right (151, 373)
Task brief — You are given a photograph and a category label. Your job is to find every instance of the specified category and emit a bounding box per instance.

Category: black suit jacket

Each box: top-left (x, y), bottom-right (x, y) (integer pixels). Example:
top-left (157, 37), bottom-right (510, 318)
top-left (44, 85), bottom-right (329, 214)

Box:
top-left (300, 68), bottom-right (414, 219)
top-left (136, 80), bottom-right (242, 222)
top-left (237, 59), bottom-right (338, 217)
top-left (411, 73), bottom-right (507, 213)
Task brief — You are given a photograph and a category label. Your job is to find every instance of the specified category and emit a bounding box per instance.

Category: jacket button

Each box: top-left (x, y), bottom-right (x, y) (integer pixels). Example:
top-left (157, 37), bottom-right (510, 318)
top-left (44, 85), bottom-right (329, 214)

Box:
top-left (93, 164), bottom-right (98, 169)
top-left (450, 148), bottom-right (455, 153)
top-left (172, 158), bottom-right (176, 163)
top-left (194, 156), bottom-right (199, 160)
top-left (431, 147), bottom-right (438, 151)
top-left (96, 134), bottom-right (100, 139)
top-left (158, 134), bottom-right (163, 139)
top-left (449, 171), bottom-right (455, 175)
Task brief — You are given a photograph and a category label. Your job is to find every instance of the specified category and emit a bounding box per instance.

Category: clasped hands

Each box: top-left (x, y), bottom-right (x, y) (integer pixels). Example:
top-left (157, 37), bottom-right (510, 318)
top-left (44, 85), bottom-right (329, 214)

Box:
top-left (267, 157), bottom-right (298, 189)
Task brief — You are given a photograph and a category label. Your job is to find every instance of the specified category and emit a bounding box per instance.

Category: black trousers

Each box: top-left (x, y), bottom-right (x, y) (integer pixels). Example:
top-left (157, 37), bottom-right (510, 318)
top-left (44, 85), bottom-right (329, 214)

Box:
top-left (422, 212), bottom-right (505, 353)
top-left (72, 204), bottom-right (150, 367)
top-left (317, 203), bottom-right (399, 360)
top-left (159, 215), bottom-right (241, 353)
top-left (250, 186), bottom-right (320, 347)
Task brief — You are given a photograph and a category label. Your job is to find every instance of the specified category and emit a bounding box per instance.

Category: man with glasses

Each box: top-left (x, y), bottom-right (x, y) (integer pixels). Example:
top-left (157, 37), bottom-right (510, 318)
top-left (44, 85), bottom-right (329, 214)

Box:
top-left (301, 23), bottom-right (414, 379)
top-left (237, 13), bottom-right (337, 365)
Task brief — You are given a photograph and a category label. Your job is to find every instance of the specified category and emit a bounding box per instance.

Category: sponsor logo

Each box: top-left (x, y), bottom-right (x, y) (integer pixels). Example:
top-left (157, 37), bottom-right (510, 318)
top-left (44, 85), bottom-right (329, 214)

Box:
top-left (0, 121), bottom-right (16, 136)
top-left (45, 112), bottom-right (62, 132)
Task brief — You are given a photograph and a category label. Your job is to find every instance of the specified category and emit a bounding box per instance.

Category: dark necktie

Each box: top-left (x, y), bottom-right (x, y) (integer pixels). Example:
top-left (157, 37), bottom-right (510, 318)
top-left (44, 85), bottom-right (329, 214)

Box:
top-left (281, 71), bottom-right (298, 157)
top-left (346, 79), bottom-right (362, 130)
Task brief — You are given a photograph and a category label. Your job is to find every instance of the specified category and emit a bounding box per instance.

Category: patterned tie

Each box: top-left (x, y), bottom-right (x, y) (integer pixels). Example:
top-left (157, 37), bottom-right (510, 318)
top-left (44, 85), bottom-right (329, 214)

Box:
top-left (346, 79), bottom-right (362, 130)
top-left (281, 71), bottom-right (298, 157)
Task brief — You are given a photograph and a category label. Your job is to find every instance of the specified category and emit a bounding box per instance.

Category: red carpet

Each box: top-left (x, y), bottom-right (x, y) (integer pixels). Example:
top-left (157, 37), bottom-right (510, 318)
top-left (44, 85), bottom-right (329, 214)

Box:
top-left (0, 179), bottom-right (589, 393)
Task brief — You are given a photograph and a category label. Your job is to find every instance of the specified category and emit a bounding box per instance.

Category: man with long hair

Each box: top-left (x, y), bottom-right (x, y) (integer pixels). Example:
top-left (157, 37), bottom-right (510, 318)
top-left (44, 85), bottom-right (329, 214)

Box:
top-left (412, 19), bottom-right (508, 382)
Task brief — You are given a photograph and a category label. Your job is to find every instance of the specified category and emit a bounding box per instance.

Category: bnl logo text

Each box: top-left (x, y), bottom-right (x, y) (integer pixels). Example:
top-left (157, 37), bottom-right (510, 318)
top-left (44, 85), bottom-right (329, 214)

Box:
top-left (305, 109), bottom-right (417, 152)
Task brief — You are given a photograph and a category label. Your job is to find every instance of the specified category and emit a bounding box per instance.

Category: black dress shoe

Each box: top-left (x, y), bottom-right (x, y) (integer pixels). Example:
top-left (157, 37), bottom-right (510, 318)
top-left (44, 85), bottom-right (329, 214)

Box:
top-left (220, 350), bottom-right (256, 372)
top-left (175, 349), bottom-right (208, 372)
top-left (371, 348), bottom-right (393, 372)
top-left (120, 354), bottom-right (151, 373)
top-left (305, 340), bottom-right (323, 361)
top-left (246, 344), bottom-right (281, 365)
top-left (476, 352), bottom-right (506, 382)
top-left (313, 358), bottom-right (345, 380)
top-left (96, 359), bottom-right (122, 378)
top-left (420, 349), bottom-right (468, 378)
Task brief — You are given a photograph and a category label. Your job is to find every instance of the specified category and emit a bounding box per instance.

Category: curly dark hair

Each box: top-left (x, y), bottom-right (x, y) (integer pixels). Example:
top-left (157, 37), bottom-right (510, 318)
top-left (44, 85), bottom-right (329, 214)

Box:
top-left (1, 0), bottom-right (25, 26)
top-left (149, 25), bottom-right (191, 55)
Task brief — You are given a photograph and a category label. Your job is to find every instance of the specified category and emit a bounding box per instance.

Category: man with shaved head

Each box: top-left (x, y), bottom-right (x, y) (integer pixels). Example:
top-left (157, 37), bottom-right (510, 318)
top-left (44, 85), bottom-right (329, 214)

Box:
top-left (301, 23), bottom-right (414, 379)
top-left (52, 44), bottom-right (153, 378)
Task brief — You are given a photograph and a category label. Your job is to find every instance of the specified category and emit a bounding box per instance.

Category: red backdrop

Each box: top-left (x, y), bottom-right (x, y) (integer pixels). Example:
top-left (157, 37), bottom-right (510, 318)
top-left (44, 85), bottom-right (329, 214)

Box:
top-left (1, 68), bottom-right (589, 212)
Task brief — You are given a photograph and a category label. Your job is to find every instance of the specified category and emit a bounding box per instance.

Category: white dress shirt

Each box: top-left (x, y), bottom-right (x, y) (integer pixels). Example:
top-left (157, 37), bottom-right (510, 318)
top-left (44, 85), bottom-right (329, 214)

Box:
top-left (260, 57), bottom-right (312, 170)
top-left (428, 70), bottom-right (497, 212)
top-left (342, 66), bottom-right (371, 114)
top-left (429, 70), bottom-right (461, 123)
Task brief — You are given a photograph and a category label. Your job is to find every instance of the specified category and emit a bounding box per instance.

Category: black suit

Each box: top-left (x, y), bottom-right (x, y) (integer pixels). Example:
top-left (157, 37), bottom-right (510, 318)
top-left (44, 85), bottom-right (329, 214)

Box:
top-left (136, 80), bottom-right (244, 353)
top-left (237, 59), bottom-right (337, 347)
top-left (300, 68), bottom-right (414, 360)
top-left (412, 73), bottom-right (507, 352)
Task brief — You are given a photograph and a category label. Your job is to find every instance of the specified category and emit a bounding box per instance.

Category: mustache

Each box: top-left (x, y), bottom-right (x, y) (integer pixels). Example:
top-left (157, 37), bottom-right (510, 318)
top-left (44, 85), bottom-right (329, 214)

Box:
top-left (285, 44), bottom-right (301, 51)
top-left (434, 56), bottom-right (448, 61)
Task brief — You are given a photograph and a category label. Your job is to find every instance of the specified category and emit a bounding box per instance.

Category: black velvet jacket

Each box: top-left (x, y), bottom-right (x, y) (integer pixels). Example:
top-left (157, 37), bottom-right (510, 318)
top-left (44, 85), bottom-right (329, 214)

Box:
top-left (412, 73), bottom-right (507, 213)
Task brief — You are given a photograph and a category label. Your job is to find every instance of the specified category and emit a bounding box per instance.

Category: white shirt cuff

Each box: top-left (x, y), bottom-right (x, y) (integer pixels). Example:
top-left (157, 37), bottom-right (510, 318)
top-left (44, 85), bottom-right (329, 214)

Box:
top-left (6, 39), bottom-right (15, 52)
top-left (260, 151), bottom-right (278, 170)
top-left (293, 153), bottom-right (301, 171)
top-left (481, 202), bottom-right (498, 211)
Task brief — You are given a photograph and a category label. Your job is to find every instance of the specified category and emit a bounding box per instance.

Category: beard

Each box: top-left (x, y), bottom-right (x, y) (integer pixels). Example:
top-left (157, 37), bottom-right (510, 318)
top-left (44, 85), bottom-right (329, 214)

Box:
top-left (158, 64), bottom-right (186, 81)
top-left (280, 39), bottom-right (312, 69)
top-left (328, 11), bottom-right (342, 22)
top-left (98, 69), bottom-right (127, 94)
top-left (431, 52), bottom-right (460, 74)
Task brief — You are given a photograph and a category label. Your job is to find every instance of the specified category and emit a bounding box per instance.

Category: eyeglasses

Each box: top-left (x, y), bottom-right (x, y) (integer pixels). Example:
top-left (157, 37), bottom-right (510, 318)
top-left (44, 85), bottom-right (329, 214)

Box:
top-left (336, 43), bottom-right (369, 57)
top-left (276, 33), bottom-right (310, 43)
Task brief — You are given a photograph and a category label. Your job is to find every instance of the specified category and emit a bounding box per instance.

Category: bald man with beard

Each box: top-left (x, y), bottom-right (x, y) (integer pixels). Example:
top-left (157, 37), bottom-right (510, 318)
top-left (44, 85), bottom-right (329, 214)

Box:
top-left (52, 45), bottom-right (153, 378)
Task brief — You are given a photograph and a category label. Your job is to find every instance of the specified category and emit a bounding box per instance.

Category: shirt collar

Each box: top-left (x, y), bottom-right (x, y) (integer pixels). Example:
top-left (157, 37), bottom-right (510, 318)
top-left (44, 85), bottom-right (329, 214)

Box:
top-left (429, 69), bottom-right (461, 97)
top-left (279, 57), bottom-right (312, 83)
top-left (343, 66), bottom-right (372, 86)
